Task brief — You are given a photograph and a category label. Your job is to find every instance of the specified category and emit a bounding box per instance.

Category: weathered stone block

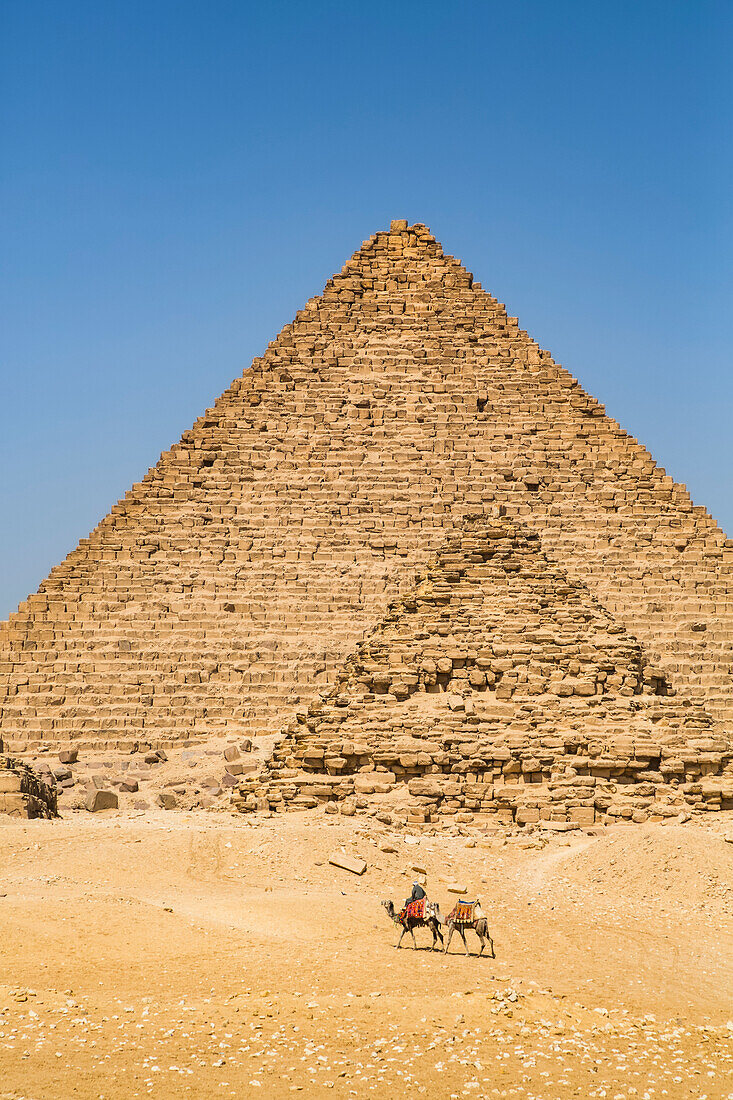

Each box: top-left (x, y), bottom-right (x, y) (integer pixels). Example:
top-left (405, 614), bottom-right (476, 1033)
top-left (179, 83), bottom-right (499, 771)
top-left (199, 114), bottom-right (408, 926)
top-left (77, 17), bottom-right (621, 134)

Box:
top-left (86, 789), bottom-right (118, 812)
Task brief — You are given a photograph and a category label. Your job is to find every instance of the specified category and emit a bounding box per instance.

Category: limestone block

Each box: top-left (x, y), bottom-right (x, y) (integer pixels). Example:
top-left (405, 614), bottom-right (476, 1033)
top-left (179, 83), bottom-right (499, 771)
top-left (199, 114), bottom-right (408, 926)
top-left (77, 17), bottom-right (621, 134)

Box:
top-left (328, 852), bottom-right (366, 875)
top-left (516, 807), bottom-right (539, 824)
top-left (86, 789), bottom-right (118, 812)
top-left (0, 793), bottom-right (28, 815)
top-left (569, 806), bottom-right (595, 825)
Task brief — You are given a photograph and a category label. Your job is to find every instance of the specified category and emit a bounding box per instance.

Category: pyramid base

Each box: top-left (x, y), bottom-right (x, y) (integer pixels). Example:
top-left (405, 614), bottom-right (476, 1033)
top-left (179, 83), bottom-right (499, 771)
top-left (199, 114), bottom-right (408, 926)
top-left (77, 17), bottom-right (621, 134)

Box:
top-left (234, 751), bottom-right (733, 827)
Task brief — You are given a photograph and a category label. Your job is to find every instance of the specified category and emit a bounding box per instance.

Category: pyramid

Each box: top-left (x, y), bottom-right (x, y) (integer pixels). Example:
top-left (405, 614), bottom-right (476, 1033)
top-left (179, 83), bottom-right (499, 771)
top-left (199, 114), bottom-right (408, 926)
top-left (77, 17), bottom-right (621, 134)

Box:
top-left (2, 220), bottom-right (733, 758)
top-left (238, 513), bottom-right (733, 825)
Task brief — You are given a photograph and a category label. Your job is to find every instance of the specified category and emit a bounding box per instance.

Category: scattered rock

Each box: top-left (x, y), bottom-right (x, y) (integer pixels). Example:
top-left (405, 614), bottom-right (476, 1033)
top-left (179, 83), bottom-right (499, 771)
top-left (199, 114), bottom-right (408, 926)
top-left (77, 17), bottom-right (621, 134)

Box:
top-left (85, 789), bottom-right (118, 812)
top-left (328, 852), bottom-right (367, 876)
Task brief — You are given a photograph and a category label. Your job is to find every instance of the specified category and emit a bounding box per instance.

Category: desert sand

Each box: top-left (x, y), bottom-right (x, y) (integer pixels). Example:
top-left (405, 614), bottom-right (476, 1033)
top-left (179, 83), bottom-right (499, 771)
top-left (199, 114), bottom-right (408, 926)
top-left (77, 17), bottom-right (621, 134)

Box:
top-left (2, 806), bottom-right (732, 1100)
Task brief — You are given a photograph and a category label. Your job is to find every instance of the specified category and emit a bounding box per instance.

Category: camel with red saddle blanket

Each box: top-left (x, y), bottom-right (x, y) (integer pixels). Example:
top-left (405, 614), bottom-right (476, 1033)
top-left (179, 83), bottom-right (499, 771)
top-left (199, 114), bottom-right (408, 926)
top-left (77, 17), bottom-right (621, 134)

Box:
top-left (381, 898), bottom-right (444, 950)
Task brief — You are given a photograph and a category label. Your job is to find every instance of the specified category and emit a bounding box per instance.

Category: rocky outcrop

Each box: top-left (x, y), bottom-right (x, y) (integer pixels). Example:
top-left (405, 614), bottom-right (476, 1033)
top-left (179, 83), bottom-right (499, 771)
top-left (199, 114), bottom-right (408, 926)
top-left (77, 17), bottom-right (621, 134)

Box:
top-left (0, 753), bottom-right (58, 818)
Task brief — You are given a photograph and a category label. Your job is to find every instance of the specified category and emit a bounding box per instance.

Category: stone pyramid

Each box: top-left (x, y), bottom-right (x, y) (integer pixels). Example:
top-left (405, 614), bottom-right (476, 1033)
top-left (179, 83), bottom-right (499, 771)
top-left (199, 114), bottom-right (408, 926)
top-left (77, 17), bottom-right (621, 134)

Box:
top-left (239, 513), bottom-right (733, 825)
top-left (2, 220), bottom-right (732, 755)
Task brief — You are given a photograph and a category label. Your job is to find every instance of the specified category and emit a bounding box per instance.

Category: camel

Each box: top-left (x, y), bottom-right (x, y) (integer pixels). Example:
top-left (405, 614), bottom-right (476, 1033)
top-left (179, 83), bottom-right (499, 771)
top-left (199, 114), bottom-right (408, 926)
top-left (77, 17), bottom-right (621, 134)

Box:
top-left (382, 899), bottom-right (444, 950)
top-left (443, 899), bottom-right (495, 957)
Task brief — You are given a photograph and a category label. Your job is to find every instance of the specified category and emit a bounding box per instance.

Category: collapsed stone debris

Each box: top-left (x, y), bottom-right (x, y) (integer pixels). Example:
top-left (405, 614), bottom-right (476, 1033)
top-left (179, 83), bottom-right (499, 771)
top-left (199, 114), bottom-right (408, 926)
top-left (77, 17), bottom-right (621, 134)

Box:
top-left (233, 514), bottom-right (733, 825)
top-left (0, 745), bottom-right (57, 818)
top-left (1, 221), bottom-right (732, 828)
top-left (3, 737), bottom-right (260, 816)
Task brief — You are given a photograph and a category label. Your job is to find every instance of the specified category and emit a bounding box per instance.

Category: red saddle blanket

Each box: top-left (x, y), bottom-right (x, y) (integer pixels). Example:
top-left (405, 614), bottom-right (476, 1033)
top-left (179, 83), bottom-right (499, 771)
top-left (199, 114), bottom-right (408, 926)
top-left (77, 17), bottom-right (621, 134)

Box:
top-left (399, 899), bottom-right (426, 922)
top-left (448, 901), bottom-right (477, 924)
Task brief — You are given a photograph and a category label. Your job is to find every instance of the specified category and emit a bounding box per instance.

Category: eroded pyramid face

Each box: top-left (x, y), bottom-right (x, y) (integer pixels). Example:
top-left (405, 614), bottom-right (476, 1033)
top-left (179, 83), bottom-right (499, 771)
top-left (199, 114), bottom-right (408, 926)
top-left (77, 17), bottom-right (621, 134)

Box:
top-left (249, 512), bottom-right (732, 826)
top-left (1, 221), bottom-right (732, 765)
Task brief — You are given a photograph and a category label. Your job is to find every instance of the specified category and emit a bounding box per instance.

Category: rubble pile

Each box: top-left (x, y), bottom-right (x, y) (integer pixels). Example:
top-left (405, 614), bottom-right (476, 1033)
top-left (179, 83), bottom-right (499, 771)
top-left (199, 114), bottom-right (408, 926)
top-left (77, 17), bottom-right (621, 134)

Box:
top-left (17, 737), bottom-right (258, 815)
top-left (0, 749), bottom-right (57, 818)
top-left (235, 515), bottom-right (733, 825)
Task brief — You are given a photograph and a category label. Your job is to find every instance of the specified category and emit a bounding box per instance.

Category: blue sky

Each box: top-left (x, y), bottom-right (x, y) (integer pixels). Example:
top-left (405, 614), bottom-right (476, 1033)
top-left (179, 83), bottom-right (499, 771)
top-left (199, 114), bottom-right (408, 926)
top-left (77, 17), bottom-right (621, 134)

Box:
top-left (1, 0), bottom-right (731, 619)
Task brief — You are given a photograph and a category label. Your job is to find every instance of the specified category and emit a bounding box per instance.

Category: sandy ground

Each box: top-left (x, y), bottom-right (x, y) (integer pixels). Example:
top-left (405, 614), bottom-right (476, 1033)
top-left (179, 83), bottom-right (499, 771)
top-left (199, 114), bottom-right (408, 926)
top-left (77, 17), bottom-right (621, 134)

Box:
top-left (1, 808), bottom-right (733, 1100)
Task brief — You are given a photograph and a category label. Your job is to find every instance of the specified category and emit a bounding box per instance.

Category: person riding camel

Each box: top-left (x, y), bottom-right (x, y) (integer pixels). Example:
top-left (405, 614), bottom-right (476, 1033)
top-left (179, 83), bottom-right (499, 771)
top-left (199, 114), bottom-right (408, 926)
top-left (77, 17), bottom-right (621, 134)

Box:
top-left (403, 879), bottom-right (426, 913)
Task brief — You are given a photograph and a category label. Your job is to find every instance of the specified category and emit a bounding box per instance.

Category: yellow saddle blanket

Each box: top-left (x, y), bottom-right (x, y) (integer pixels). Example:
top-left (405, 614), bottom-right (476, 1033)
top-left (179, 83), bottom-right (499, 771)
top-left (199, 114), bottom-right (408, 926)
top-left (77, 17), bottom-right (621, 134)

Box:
top-left (449, 900), bottom-right (479, 924)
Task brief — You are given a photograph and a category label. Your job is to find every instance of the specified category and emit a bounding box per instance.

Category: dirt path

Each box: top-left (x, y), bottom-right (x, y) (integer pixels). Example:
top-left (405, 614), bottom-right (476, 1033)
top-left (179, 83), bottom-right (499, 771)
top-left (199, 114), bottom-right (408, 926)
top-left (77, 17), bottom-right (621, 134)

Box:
top-left (1, 811), bottom-right (732, 1099)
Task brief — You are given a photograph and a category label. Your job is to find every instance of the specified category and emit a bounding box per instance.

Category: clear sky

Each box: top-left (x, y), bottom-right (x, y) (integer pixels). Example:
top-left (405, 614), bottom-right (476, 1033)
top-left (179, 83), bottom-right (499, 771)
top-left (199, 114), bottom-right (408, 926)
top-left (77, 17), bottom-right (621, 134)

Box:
top-left (1, 0), bottom-right (731, 619)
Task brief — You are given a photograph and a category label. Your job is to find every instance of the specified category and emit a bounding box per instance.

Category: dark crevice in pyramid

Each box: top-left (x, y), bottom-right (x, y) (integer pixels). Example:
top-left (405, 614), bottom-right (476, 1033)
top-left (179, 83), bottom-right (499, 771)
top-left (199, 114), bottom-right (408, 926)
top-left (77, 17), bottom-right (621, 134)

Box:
top-left (237, 513), bottom-right (733, 825)
top-left (1, 220), bottom-right (732, 756)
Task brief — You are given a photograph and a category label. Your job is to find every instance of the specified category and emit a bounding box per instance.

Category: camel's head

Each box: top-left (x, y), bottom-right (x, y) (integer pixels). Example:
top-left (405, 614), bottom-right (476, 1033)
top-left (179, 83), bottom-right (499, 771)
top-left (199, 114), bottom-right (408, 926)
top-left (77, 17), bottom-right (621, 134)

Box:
top-left (381, 899), bottom-right (396, 922)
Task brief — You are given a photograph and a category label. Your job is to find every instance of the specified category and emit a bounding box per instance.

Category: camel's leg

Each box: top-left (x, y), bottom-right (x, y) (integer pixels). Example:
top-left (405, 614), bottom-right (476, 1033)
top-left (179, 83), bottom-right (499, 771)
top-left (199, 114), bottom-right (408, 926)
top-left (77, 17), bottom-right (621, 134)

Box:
top-left (444, 926), bottom-right (454, 954)
top-left (459, 928), bottom-right (470, 955)
top-left (488, 934), bottom-right (495, 959)
top-left (410, 923), bottom-right (418, 950)
top-left (396, 926), bottom-right (406, 949)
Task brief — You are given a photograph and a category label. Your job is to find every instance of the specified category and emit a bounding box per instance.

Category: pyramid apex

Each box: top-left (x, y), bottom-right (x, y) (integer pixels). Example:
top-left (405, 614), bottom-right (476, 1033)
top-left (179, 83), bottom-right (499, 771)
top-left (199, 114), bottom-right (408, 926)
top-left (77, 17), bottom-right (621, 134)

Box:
top-left (390, 219), bottom-right (409, 232)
